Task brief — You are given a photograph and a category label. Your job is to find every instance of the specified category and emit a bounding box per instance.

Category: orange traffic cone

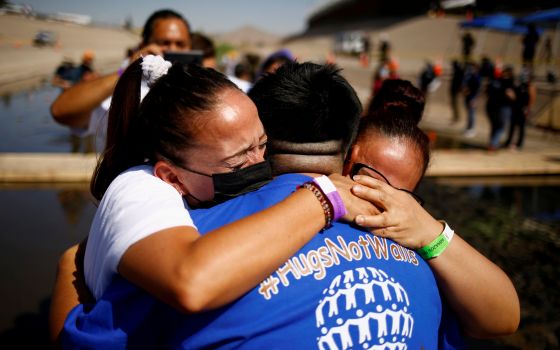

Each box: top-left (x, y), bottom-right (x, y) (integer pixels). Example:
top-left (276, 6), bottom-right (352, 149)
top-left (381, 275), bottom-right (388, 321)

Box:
top-left (359, 52), bottom-right (369, 68)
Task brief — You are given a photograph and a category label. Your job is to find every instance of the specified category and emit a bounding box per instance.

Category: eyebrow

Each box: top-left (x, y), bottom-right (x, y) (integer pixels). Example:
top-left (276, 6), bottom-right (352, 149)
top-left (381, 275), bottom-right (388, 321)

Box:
top-left (220, 132), bottom-right (267, 163)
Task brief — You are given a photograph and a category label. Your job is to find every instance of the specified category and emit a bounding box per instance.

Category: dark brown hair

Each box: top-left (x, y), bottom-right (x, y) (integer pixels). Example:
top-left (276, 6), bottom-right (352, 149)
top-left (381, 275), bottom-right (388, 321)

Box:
top-left (90, 59), bottom-right (237, 201)
top-left (367, 79), bottom-right (425, 124)
top-left (357, 108), bottom-right (430, 181)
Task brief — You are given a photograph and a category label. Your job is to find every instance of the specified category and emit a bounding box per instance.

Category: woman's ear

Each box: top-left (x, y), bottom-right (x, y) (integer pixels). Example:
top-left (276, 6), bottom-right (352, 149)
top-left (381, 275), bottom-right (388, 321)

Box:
top-left (342, 144), bottom-right (361, 176)
top-left (153, 160), bottom-right (187, 195)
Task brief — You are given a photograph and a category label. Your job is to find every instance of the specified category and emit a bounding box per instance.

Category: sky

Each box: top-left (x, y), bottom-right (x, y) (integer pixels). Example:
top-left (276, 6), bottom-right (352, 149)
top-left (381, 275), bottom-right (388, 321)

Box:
top-left (18, 0), bottom-right (334, 35)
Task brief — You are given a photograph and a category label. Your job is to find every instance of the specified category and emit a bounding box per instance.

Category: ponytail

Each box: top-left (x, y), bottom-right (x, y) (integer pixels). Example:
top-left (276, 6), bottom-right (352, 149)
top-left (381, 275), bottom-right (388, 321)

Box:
top-left (90, 58), bottom-right (144, 201)
top-left (91, 58), bottom-right (239, 202)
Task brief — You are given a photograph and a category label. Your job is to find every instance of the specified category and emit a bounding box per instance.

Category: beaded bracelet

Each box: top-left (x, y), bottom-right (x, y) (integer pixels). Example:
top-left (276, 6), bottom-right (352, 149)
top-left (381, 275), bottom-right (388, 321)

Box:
top-left (300, 182), bottom-right (333, 227)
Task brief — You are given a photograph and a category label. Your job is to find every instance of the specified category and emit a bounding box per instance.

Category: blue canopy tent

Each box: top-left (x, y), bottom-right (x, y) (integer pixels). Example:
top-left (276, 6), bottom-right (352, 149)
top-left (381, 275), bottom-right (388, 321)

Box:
top-left (459, 13), bottom-right (532, 61)
top-left (518, 7), bottom-right (560, 26)
top-left (460, 13), bottom-right (530, 34)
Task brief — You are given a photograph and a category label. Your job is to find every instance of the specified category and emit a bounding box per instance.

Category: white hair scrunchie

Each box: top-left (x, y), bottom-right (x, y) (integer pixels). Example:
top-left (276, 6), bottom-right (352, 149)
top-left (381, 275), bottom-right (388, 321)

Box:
top-left (141, 54), bottom-right (172, 87)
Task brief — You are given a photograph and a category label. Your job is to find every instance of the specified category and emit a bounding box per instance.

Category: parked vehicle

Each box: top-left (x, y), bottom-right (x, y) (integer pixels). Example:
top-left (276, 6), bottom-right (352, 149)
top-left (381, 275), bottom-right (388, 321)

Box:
top-left (33, 30), bottom-right (57, 47)
top-left (333, 31), bottom-right (369, 56)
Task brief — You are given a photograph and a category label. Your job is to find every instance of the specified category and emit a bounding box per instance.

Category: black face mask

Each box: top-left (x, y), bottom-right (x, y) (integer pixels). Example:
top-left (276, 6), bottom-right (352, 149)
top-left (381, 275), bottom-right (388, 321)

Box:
top-left (186, 160), bottom-right (273, 208)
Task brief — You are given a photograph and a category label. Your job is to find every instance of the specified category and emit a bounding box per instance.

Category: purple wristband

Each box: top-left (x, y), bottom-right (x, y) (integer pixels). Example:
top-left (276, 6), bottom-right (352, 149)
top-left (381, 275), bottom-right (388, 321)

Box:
top-left (313, 175), bottom-right (347, 221)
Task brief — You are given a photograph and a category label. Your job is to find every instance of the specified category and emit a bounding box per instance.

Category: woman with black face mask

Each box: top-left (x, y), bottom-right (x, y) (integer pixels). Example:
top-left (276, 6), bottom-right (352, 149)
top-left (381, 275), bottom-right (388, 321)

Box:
top-left (49, 55), bottom-right (380, 342)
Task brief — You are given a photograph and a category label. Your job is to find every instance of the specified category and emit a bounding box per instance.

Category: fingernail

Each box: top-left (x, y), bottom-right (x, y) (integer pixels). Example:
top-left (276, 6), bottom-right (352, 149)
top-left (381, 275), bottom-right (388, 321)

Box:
top-left (352, 185), bottom-right (362, 193)
top-left (356, 215), bottom-right (364, 225)
top-left (353, 175), bottom-right (360, 181)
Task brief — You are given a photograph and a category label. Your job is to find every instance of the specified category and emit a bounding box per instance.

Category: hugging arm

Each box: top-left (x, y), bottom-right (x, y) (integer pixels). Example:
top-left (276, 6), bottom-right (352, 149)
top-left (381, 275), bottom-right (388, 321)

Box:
top-left (351, 175), bottom-right (520, 338)
top-left (119, 174), bottom-right (375, 313)
top-left (49, 240), bottom-right (93, 348)
top-left (49, 174), bottom-right (375, 341)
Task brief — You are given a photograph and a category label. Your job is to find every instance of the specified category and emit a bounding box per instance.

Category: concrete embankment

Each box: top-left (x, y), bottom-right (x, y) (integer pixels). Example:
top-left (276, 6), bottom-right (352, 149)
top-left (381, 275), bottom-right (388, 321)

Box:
top-left (1, 150), bottom-right (560, 183)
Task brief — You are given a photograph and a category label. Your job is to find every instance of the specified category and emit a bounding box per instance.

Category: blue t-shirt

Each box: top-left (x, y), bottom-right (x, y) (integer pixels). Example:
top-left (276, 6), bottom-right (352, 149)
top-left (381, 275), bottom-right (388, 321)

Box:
top-left (63, 174), bottom-right (463, 349)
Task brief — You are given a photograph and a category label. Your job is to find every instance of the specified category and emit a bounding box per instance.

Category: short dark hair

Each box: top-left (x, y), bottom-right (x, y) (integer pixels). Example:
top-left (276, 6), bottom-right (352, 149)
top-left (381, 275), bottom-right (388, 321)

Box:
top-left (142, 9), bottom-right (191, 46)
top-left (249, 61), bottom-right (361, 156)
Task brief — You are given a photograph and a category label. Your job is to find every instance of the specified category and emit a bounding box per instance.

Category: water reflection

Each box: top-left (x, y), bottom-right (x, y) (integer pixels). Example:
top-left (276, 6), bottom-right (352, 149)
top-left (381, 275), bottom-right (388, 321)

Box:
top-left (0, 83), bottom-right (102, 153)
top-left (0, 184), bottom-right (94, 348)
top-left (1, 93), bottom-right (12, 108)
top-left (419, 177), bottom-right (560, 350)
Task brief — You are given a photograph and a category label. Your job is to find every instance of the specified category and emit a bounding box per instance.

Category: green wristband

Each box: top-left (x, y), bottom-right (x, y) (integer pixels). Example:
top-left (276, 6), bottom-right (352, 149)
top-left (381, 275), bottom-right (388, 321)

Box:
top-left (416, 221), bottom-right (454, 260)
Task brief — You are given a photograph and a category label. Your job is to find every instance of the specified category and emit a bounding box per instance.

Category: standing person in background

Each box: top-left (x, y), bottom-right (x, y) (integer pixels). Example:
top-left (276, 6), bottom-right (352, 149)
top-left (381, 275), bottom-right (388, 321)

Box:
top-left (504, 68), bottom-right (536, 150)
top-left (522, 24), bottom-right (540, 68)
top-left (229, 61), bottom-right (254, 93)
top-left (462, 62), bottom-right (481, 138)
top-left (486, 66), bottom-right (516, 151)
top-left (449, 60), bottom-right (464, 124)
top-left (76, 50), bottom-right (98, 83)
top-left (190, 31), bottom-right (254, 93)
top-left (418, 61), bottom-right (437, 101)
top-left (479, 56), bottom-right (495, 83)
top-left (461, 31), bottom-right (475, 62)
top-left (52, 57), bottom-right (77, 90)
top-left (255, 49), bottom-right (295, 80)
top-left (52, 51), bottom-right (98, 90)
top-left (50, 9), bottom-right (192, 137)
top-left (191, 32), bottom-right (217, 69)
top-left (378, 33), bottom-right (391, 63)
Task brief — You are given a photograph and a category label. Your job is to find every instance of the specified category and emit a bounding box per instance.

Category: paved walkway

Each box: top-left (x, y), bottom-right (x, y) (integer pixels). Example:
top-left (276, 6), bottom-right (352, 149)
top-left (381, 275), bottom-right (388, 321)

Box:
top-left (1, 145), bottom-right (560, 183)
top-left (420, 89), bottom-right (560, 178)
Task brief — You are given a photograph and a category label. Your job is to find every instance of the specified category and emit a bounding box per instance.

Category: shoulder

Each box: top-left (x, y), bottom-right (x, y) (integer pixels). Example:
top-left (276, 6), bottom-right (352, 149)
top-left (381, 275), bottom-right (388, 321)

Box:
top-left (101, 165), bottom-right (185, 213)
top-left (191, 173), bottom-right (312, 233)
top-left (268, 173), bottom-right (312, 187)
top-left (112, 165), bottom-right (161, 187)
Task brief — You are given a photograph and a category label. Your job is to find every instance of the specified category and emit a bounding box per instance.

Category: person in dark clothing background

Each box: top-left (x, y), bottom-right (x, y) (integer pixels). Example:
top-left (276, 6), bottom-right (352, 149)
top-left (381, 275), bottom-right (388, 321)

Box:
top-left (522, 24), bottom-right (540, 67)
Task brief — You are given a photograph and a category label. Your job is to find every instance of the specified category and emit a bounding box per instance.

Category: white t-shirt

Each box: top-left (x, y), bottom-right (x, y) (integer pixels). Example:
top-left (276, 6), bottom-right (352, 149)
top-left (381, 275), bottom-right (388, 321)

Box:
top-left (84, 165), bottom-right (195, 299)
top-left (228, 75), bottom-right (253, 93)
top-left (81, 80), bottom-right (151, 140)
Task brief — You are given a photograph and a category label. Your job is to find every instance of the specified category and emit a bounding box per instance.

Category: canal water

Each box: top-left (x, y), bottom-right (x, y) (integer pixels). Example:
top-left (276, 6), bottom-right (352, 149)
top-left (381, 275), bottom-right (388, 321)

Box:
top-left (0, 83), bottom-right (559, 349)
top-left (0, 82), bottom-right (103, 153)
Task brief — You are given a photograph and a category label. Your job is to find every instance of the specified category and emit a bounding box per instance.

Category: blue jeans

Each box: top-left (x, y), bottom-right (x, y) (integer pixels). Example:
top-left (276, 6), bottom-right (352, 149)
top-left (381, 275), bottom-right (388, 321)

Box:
top-left (489, 106), bottom-right (512, 148)
top-left (465, 95), bottom-right (477, 130)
